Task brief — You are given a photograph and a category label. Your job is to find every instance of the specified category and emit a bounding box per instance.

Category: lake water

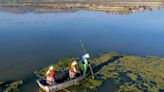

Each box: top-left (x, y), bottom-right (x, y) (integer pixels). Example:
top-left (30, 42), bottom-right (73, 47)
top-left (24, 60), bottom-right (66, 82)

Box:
top-left (0, 7), bottom-right (164, 92)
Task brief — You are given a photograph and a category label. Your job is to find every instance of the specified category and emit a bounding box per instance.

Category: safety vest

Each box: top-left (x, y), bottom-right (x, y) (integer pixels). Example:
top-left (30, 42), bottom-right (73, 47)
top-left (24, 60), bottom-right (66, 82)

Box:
top-left (49, 70), bottom-right (55, 77)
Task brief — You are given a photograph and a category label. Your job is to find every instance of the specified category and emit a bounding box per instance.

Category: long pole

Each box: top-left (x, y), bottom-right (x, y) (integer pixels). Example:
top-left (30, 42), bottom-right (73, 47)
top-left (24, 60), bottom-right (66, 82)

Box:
top-left (80, 40), bottom-right (94, 79)
top-left (37, 74), bottom-right (46, 80)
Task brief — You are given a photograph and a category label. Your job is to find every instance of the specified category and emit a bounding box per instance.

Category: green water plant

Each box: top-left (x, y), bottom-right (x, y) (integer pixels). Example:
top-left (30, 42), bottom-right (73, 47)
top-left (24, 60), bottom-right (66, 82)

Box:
top-left (35, 51), bottom-right (164, 92)
top-left (0, 80), bottom-right (23, 92)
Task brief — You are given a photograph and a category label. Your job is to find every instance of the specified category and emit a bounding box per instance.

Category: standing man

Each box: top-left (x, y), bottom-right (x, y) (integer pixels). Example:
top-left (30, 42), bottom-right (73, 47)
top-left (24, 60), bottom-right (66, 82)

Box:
top-left (81, 53), bottom-right (90, 75)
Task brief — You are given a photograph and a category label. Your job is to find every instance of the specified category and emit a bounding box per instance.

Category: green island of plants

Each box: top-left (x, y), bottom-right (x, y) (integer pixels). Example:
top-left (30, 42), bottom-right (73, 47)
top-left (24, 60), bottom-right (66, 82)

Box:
top-left (0, 80), bottom-right (23, 92)
top-left (35, 51), bottom-right (164, 92)
top-left (97, 53), bottom-right (164, 92)
top-left (1, 51), bottom-right (162, 92)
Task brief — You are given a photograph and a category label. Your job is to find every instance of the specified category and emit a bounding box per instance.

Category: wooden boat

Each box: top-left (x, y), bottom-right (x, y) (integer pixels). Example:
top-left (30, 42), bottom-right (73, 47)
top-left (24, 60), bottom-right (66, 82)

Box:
top-left (36, 70), bottom-right (90, 92)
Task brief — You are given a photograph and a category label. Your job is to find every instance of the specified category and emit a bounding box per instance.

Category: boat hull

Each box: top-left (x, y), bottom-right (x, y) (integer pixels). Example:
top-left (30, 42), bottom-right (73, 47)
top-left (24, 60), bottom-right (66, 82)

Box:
top-left (36, 71), bottom-right (90, 92)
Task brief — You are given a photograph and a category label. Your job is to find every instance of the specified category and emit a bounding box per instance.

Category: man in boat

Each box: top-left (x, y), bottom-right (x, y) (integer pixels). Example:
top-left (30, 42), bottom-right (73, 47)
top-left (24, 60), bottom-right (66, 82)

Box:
top-left (46, 66), bottom-right (55, 85)
top-left (80, 53), bottom-right (90, 75)
top-left (69, 61), bottom-right (80, 79)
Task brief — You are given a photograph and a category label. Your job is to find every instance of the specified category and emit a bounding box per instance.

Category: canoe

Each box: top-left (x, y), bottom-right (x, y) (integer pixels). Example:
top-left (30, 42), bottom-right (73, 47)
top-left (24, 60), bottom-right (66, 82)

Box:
top-left (36, 70), bottom-right (90, 92)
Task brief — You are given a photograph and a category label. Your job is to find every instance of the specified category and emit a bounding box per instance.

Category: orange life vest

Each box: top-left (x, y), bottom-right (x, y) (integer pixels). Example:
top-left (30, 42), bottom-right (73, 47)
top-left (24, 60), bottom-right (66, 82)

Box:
top-left (49, 70), bottom-right (55, 77)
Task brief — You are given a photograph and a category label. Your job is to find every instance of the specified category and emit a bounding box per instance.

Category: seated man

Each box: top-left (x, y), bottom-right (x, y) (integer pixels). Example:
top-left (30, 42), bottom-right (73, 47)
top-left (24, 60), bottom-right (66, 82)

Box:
top-left (46, 66), bottom-right (55, 85)
top-left (69, 61), bottom-right (80, 79)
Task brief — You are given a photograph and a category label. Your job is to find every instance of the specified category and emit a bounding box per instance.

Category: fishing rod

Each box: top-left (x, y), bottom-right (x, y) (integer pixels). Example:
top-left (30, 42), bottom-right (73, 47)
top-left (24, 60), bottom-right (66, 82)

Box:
top-left (80, 40), bottom-right (94, 79)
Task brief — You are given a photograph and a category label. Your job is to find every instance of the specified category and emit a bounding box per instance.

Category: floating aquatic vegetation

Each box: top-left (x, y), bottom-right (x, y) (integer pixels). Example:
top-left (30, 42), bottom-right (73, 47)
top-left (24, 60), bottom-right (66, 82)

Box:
top-left (35, 51), bottom-right (122, 91)
top-left (35, 51), bottom-right (164, 92)
top-left (105, 55), bottom-right (164, 92)
top-left (0, 80), bottom-right (23, 92)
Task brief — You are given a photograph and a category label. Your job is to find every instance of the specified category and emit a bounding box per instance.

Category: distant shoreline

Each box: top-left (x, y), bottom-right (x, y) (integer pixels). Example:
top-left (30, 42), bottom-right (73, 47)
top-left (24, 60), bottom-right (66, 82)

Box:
top-left (0, 1), bottom-right (163, 5)
top-left (0, 1), bottom-right (163, 14)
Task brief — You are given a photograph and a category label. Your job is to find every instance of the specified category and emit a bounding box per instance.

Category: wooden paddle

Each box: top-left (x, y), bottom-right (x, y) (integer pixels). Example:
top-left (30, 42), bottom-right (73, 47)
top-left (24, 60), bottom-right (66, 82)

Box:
top-left (80, 40), bottom-right (94, 79)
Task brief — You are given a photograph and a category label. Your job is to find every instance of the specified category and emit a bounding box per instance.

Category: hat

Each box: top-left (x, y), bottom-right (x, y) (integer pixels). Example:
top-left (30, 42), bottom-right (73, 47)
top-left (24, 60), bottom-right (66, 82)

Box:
top-left (84, 53), bottom-right (90, 58)
top-left (49, 66), bottom-right (54, 70)
top-left (72, 61), bottom-right (77, 65)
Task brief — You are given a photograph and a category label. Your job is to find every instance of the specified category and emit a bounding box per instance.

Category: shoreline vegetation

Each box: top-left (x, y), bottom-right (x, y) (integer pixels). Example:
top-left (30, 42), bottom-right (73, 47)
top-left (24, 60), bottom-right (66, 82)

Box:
top-left (35, 51), bottom-right (164, 92)
top-left (0, 1), bottom-right (164, 14)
